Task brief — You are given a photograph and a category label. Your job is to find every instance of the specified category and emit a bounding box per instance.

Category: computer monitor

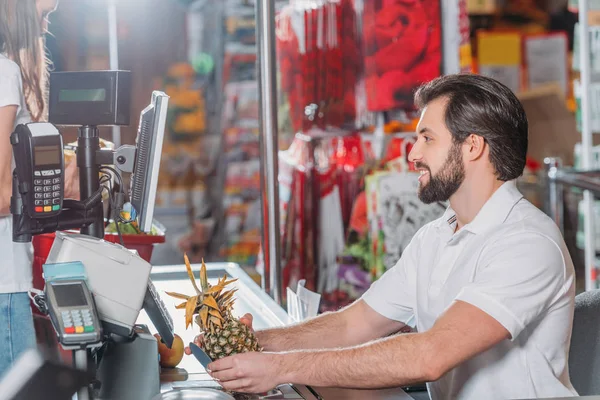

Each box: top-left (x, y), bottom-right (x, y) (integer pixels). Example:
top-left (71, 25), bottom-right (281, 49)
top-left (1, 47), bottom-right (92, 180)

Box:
top-left (130, 91), bottom-right (169, 233)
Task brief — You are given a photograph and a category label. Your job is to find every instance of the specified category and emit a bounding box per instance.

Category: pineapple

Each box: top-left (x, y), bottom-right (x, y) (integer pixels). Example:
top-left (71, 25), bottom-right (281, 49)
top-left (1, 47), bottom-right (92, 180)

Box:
top-left (166, 255), bottom-right (261, 360)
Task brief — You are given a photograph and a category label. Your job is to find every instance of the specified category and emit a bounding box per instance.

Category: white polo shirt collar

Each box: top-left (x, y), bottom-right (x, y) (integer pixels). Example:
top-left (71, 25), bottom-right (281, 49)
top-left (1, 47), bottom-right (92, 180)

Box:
top-left (435, 180), bottom-right (524, 238)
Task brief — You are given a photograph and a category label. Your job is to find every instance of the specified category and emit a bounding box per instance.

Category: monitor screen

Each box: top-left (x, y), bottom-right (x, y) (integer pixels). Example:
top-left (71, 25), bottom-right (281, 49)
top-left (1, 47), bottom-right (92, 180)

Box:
top-left (53, 284), bottom-right (88, 308)
top-left (130, 91), bottom-right (168, 233)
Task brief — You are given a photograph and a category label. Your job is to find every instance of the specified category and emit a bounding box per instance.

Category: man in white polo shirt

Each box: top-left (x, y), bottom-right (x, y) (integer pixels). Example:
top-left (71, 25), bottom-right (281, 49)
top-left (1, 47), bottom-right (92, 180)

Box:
top-left (201, 74), bottom-right (578, 399)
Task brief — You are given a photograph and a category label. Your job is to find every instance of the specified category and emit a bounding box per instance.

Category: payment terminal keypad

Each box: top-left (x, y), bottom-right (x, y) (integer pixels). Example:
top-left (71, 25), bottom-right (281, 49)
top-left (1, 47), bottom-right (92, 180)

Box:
top-left (60, 308), bottom-right (96, 334)
top-left (33, 168), bottom-right (62, 213)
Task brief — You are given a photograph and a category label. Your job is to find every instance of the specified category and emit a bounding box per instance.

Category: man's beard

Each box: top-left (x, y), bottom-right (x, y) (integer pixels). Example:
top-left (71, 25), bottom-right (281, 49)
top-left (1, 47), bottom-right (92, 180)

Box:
top-left (416, 142), bottom-right (465, 204)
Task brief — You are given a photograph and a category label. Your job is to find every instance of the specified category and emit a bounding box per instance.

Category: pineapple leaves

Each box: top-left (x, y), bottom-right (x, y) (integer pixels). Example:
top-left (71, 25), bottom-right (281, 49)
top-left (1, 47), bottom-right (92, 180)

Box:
top-left (185, 296), bottom-right (197, 329)
top-left (204, 284), bottom-right (225, 295)
top-left (175, 254), bottom-right (241, 333)
top-left (199, 306), bottom-right (209, 328)
top-left (199, 259), bottom-right (209, 292)
top-left (223, 278), bottom-right (238, 286)
top-left (209, 315), bottom-right (223, 329)
top-left (218, 289), bottom-right (237, 304)
top-left (203, 295), bottom-right (219, 310)
top-left (208, 309), bottom-right (224, 320)
top-left (184, 253), bottom-right (202, 295)
top-left (165, 291), bottom-right (190, 300)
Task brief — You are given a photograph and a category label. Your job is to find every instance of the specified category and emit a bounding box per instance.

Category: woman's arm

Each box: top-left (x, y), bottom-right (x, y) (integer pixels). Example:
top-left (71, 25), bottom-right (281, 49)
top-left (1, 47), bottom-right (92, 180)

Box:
top-left (64, 158), bottom-right (80, 200)
top-left (0, 105), bottom-right (18, 216)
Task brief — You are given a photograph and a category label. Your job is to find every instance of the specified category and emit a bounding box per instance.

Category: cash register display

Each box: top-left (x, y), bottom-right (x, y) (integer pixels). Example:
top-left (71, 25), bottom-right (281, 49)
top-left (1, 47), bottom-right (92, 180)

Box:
top-left (58, 88), bottom-right (107, 102)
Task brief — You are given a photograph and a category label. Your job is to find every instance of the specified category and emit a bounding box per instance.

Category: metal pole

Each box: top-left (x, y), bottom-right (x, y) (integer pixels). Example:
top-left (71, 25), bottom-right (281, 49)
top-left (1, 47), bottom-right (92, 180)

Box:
top-left (78, 126), bottom-right (104, 239)
top-left (256, 0), bottom-right (282, 304)
top-left (544, 157), bottom-right (564, 235)
top-left (108, 0), bottom-right (121, 147)
top-left (579, 1), bottom-right (597, 291)
top-left (74, 349), bottom-right (89, 400)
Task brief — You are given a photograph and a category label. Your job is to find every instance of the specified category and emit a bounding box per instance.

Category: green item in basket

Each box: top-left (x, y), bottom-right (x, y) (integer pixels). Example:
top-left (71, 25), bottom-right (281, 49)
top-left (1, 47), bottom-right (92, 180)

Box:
top-left (105, 220), bottom-right (159, 235)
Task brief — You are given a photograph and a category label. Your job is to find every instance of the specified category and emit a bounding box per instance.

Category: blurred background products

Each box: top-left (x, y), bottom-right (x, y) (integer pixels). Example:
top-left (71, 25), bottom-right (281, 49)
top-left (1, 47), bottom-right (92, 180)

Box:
top-left (42, 0), bottom-right (597, 305)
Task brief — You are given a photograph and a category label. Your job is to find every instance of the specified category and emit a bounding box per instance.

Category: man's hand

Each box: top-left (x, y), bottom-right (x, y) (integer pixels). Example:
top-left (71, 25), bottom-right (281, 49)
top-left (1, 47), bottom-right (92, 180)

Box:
top-left (184, 313), bottom-right (254, 356)
top-left (207, 351), bottom-right (286, 393)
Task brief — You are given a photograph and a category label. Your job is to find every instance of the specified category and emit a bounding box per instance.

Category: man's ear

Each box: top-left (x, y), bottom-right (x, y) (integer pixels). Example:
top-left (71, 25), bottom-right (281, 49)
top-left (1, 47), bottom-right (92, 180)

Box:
top-left (464, 134), bottom-right (486, 162)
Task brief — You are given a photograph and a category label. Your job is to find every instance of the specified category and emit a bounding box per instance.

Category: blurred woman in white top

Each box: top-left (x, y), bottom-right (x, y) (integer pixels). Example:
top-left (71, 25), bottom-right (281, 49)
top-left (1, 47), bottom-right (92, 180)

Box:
top-left (0, 0), bottom-right (79, 378)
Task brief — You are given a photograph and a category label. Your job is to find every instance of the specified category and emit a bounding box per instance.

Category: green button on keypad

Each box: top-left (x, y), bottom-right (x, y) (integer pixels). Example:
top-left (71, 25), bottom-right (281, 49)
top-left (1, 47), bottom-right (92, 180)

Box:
top-left (84, 326), bottom-right (95, 333)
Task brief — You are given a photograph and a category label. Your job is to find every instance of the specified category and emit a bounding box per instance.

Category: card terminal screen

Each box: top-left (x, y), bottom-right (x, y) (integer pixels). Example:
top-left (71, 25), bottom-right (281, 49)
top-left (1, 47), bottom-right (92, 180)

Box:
top-left (34, 145), bottom-right (60, 165)
top-left (54, 284), bottom-right (88, 308)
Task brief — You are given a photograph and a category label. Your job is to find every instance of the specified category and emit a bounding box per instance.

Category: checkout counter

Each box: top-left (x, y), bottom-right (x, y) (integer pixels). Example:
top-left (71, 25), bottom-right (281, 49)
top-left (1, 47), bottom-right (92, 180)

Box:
top-left (141, 262), bottom-right (419, 400)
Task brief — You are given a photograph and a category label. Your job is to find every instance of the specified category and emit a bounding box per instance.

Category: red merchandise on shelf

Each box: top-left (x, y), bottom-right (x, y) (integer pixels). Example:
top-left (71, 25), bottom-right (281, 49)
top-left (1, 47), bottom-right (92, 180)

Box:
top-left (383, 134), bottom-right (416, 170)
top-left (363, 0), bottom-right (442, 112)
top-left (330, 134), bottom-right (367, 232)
top-left (276, 0), bottom-right (361, 133)
top-left (277, 136), bottom-right (318, 293)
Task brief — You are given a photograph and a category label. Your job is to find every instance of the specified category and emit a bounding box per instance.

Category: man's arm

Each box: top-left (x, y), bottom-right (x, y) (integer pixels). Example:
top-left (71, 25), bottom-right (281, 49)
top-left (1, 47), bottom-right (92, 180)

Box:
top-left (0, 106), bottom-right (17, 216)
top-left (282, 300), bottom-right (509, 389)
top-left (208, 300), bottom-right (509, 392)
top-left (258, 299), bottom-right (406, 351)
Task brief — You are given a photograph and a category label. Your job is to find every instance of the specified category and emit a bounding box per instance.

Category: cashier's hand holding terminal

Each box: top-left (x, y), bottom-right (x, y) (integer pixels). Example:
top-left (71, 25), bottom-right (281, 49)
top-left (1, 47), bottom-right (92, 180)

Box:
top-left (203, 75), bottom-right (579, 400)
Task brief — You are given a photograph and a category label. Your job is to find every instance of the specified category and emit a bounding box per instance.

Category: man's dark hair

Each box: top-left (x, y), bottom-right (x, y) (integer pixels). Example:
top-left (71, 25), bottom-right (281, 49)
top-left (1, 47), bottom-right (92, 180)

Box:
top-left (414, 74), bottom-right (528, 181)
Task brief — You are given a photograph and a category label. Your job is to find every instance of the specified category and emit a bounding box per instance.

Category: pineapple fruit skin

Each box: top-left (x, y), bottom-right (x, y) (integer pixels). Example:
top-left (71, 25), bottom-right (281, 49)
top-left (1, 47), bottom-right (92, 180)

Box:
top-left (201, 318), bottom-right (261, 360)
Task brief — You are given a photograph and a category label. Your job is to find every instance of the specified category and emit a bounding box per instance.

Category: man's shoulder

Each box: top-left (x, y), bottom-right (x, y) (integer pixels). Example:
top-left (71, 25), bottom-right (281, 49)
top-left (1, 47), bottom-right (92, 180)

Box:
top-left (413, 218), bottom-right (443, 240)
top-left (502, 198), bottom-right (564, 241)
top-left (482, 198), bottom-right (571, 274)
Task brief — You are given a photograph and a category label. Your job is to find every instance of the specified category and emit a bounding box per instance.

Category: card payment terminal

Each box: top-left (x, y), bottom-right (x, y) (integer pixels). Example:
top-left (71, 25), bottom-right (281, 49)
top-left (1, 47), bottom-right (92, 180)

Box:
top-left (44, 263), bottom-right (102, 348)
top-left (10, 122), bottom-right (64, 217)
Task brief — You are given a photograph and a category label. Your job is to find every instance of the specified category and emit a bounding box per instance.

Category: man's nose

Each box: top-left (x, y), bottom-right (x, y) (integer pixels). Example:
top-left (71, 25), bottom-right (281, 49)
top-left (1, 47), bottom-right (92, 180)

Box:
top-left (408, 142), bottom-right (422, 163)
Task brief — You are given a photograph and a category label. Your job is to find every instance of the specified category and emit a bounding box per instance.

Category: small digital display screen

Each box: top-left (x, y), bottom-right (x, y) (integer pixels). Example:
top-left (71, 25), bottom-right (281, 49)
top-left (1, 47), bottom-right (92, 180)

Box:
top-left (34, 145), bottom-right (60, 165)
top-left (58, 88), bottom-right (106, 102)
top-left (53, 283), bottom-right (88, 308)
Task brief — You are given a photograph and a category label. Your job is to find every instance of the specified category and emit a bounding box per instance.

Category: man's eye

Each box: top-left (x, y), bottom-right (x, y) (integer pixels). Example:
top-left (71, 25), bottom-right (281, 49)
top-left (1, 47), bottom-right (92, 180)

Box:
top-left (423, 136), bottom-right (432, 143)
